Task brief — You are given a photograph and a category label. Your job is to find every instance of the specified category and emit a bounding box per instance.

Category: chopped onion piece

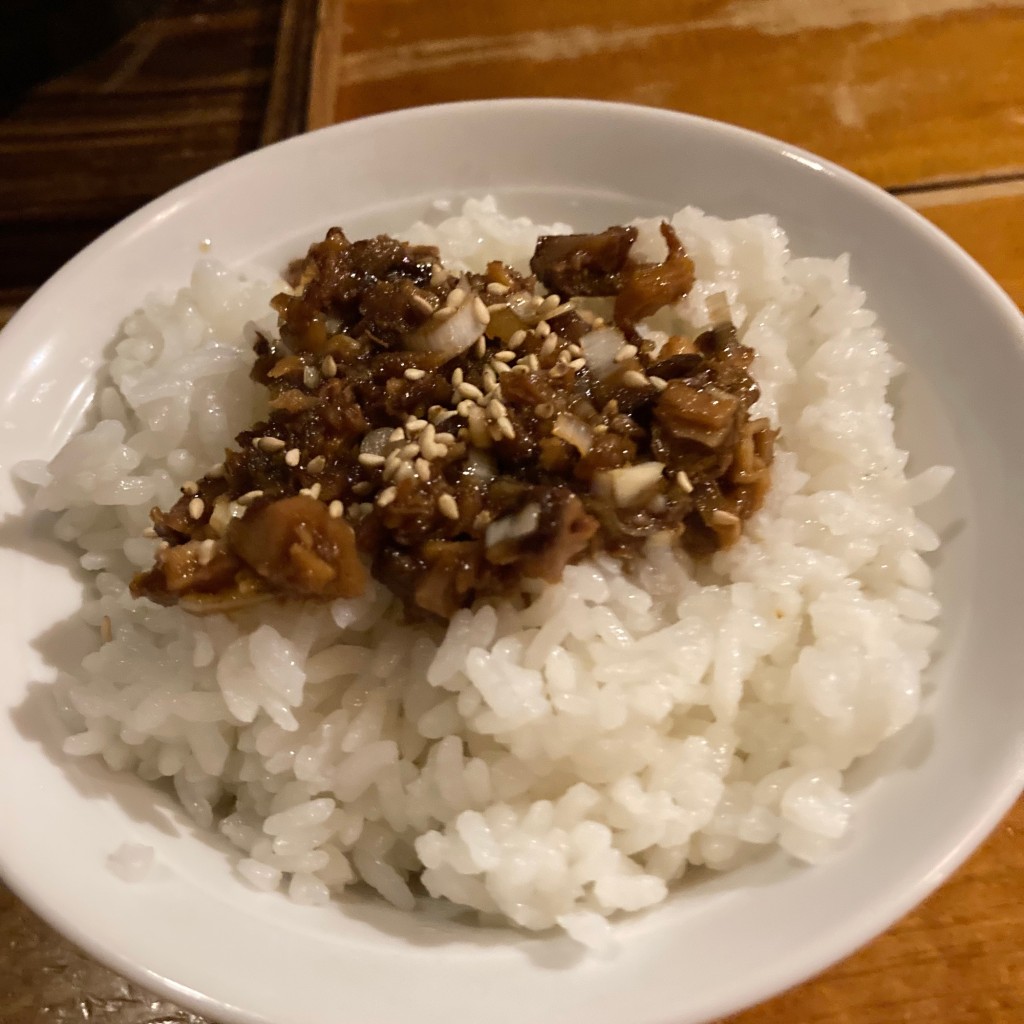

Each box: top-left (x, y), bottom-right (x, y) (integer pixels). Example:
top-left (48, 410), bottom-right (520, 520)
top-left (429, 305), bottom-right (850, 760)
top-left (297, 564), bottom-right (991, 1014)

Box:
top-left (360, 428), bottom-right (394, 457)
top-left (581, 326), bottom-right (627, 378)
top-left (552, 413), bottom-right (593, 455)
top-left (406, 280), bottom-right (485, 360)
top-left (595, 462), bottom-right (666, 507)
top-left (485, 503), bottom-right (541, 548)
top-left (463, 448), bottom-right (497, 482)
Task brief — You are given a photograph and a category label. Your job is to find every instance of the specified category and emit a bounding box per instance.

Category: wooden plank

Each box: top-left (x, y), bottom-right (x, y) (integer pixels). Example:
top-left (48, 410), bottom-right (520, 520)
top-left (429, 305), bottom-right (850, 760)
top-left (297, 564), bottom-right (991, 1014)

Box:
top-left (308, 0), bottom-right (1024, 190)
top-left (262, 0), bottom-right (321, 144)
top-left (903, 179), bottom-right (1024, 311)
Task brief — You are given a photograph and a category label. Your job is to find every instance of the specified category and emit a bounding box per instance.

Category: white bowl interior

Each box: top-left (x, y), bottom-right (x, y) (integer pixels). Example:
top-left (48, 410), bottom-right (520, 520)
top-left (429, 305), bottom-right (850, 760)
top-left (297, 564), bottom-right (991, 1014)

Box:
top-left (1, 100), bottom-right (1022, 1024)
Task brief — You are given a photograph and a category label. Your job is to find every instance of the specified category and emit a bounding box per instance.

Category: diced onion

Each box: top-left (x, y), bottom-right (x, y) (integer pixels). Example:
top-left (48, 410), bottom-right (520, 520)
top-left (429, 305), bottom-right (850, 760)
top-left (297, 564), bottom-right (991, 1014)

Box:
top-left (406, 279), bottom-right (485, 360)
top-left (595, 462), bottom-right (666, 507)
top-left (581, 326), bottom-right (627, 378)
top-left (485, 503), bottom-right (541, 548)
top-left (552, 413), bottom-right (593, 455)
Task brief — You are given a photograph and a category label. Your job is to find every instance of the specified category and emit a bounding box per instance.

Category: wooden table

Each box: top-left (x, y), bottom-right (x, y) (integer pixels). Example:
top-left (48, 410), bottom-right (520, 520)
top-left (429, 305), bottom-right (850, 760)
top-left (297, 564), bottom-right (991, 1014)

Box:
top-left (1, 1), bottom-right (1022, 1021)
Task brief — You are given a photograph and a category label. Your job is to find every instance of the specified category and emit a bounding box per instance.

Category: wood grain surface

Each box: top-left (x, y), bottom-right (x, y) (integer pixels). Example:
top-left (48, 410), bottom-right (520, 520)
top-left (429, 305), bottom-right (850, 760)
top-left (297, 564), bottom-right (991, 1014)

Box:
top-left (1, 0), bottom-right (1022, 1022)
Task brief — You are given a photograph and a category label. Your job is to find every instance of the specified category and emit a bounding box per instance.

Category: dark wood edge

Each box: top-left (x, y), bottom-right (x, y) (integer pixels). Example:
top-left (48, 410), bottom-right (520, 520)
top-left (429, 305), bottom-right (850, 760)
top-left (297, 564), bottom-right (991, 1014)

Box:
top-left (261, 0), bottom-right (321, 144)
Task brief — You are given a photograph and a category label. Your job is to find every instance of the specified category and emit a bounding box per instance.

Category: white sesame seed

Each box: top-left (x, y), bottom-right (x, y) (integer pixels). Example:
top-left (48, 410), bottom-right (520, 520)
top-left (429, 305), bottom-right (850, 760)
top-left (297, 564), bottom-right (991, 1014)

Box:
top-left (614, 344), bottom-right (639, 363)
top-left (497, 415), bottom-right (516, 439)
top-left (377, 486), bottom-right (397, 507)
top-left (438, 493), bottom-right (459, 520)
top-left (197, 538), bottom-right (217, 566)
top-left (526, 353), bottom-right (540, 371)
top-left (535, 402), bottom-right (554, 418)
top-left (435, 432), bottom-right (456, 445)
top-left (450, 367), bottom-right (464, 387)
top-left (299, 483), bottom-right (322, 500)
top-left (491, 359), bottom-right (510, 374)
top-left (352, 482), bottom-right (372, 497)
top-left (472, 510), bottom-right (492, 530)
top-left (285, 448), bottom-right (301, 467)
top-left (412, 293), bottom-right (435, 314)
top-left (182, 480), bottom-right (199, 495)
top-left (711, 509), bottom-right (740, 526)
top-left (622, 369), bottom-right (649, 388)
top-left (481, 368), bottom-right (498, 392)
top-left (188, 497), bottom-right (205, 520)
top-left (303, 365), bottom-right (320, 389)
top-left (457, 381), bottom-right (483, 401)
top-left (307, 455), bottom-right (326, 474)
top-left (676, 470), bottom-right (694, 493)
top-left (649, 375), bottom-right (668, 392)
top-left (394, 462), bottom-right (414, 482)
top-left (557, 348), bottom-right (572, 364)
top-left (434, 409), bottom-right (459, 424)
top-left (433, 306), bottom-right (457, 322)
top-left (400, 443), bottom-right (420, 458)
top-left (404, 367), bottom-right (427, 381)
top-left (540, 293), bottom-right (562, 312)
top-left (142, 526), bottom-right (157, 539)
top-left (568, 344), bottom-right (583, 357)
top-left (389, 427), bottom-right (405, 442)
top-left (593, 316), bottom-right (606, 329)
top-left (539, 336), bottom-right (557, 358)
top-left (593, 423), bottom-right (609, 434)
top-left (493, 349), bottom-right (516, 363)
top-left (486, 282), bottom-right (509, 295)
top-left (415, 458), bottom-right (431, 481)
top-left (546, 302), bottom-right (572, 319)
top-left (358, 453), bottom-right (386, 467)
top-left (321, 354), bottom-right (337, 378)
top-left (486, 302), bottom-right (508, 313)
top-left (446, 287), bottom-right (466, 308)
top-left (568, 357), bottom-right (587, 370)
top-left (405, 418), bottom-right (428, 433)
top-left (508, 329), bottom-right (527, 349)
top-left (259, 436), bottom-right (286, 453)
top-left (328, 500), bottom-right (344, 518)
top-left (529, 294), bottom-right (544, 309)
top-left (238, 489), bottom-right (264, 506)
top-left (487, 398), bottom-right (507, 419)
top-left (473, 296), bottom-right (491, 324)
top-left (473, 336), bottom-right (487, 358)
top-left (535, 320), bottom-right (552, 338)
top-left (457, 399), bottom-right (476, 417)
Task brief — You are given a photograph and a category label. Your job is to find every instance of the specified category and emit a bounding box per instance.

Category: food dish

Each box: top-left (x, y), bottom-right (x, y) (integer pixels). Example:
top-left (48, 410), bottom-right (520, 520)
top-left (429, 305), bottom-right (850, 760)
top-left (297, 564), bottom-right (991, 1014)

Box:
top-left (1, 100), bottom-right (1023, 1024)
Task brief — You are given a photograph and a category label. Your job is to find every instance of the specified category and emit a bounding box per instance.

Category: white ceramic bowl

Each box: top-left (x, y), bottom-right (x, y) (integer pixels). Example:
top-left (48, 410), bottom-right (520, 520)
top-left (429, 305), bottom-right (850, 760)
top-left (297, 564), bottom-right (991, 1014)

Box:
top-left (1, 100), bottom-right (1023, 1024)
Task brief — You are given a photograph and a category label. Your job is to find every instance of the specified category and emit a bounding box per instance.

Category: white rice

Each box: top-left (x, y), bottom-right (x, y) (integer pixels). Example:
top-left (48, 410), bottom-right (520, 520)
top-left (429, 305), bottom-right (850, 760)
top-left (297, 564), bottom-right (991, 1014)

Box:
top-left (20, 197), bottom-right (951, 945)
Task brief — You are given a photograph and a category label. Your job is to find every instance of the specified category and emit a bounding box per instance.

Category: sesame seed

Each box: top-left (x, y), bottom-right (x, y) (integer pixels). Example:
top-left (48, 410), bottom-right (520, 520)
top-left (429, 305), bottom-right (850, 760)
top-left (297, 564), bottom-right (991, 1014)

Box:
top-left (457, 399), bottom-right (476, 417)
top-left (285, 448), bottom-right (301, 467)
top-left (486, 282), bottom-right (510, 295)
top-left (299, 483), bottom-right (322, 499)
top-left (188, 497), bottom-right (205, 520)
top-left (568, 357), bottom-right (587, 370)
top-left (526, 353), bottom-right (541, 371)
top-left (568, 344), bottom-right (583, 357)
top-left (321, 354), bottom-right (337, 378)
top-left (604, 399), bottom-right (619, 415)
top-left (303, 365), bottom-right (320, 389)
top-left (539, 336), bottom-right (557, 358)
top-left (457, 381), bottom-right (483, 401)
top-left (535, 320), bottom-right (552, 338)
top-left (472, 510), bottom-right (492, 530)
top-left (258, 436), bottom-right (286, 453)
top-left (197, 538), bottom-right (217, 566)
top-left (142, 526), bottom-right (157, 539)
top-left (481, 368), bottom-right (498, 392)
top-left (540, 293), bottom-right (562, 312)
top-left (434, 409), bottom-right (459, 424)
top-left (404, 367), bottom-right (427, 381)
top-left (473, 336), bottom-right (487, 358)
top-left (546, 302), bottom-right (572, 319)
top-left (182, 480), bottom-right (199, 495)
top-left (446, 287), bottom-right (466, 308)
top-left (394, 462), bottom-right (414, 482)
top-left (328, 500), bottom-right (344, 518)
top-left (622, 369), bottom-right (649, 388)
top-left (487, 398), bottom-right (507, 419)
top-left (535, 402), bottom-right (554, 418)
top-left (238, 489), bottom-right (264, 506)
top-left (493, 349), bottom-right (516, 363)
top-left (508, 329), bottom-right (527, 349)
top-left (487, 302), bottom-right (508, 313)
top-left (614, 344), bottom-right (639, 363)
top-left (412, 293), bottom-right (435, 315)
top-left (593, 424), bottom-right (609, 434)
top-left (358, 453), bottom-right (386, 467)
top-left (711, 509), bottom-right (740, 526)
top-left (415, 458), bottom-right (431, 481)
top-left (307, 455), bottom-right (326, 474)
top-left (529, 294), bottom-right (544, 309)
top-left (450, 367), bottom-right (464, 387)
top-left (473, 297), bottom-right (491, 324)
top-left (497, 415), bottom-right (516, 439)
top-left (676, 470), bottom-right (694, 493)
top-left (593, 316), bottom-right (606, 329)
top-left (377, 486), bottom-right (397, 507)
top-left (389, 427), bottom-right (405, 442)
top-left (493, 359), bottom-right (511, 375)
top-left (352, 482), bottom-right (373, 497)
top-left (400, 443), bottom-right (420, 458)
top-left (405, 418), bottom-right (428, 433)
top-left (438, 493), bottom-right (460, 520)
top-left (434, 306), bottom-right (457, 322)
top-left (208, 463), bottom-right (225, 479)
top-left (649, 375), bottom-right (668, 392)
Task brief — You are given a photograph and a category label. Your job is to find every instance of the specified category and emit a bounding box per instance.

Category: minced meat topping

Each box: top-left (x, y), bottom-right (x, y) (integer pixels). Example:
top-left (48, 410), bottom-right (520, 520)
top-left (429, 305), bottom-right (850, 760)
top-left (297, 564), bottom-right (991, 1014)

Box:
top-left (131, 223), bottom-right (776, 618)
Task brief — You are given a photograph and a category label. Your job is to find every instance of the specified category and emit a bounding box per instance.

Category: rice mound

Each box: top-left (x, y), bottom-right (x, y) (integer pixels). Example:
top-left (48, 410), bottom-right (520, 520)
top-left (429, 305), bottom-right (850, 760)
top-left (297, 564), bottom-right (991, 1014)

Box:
top-left (20, 198), bottom-right (950, 944)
